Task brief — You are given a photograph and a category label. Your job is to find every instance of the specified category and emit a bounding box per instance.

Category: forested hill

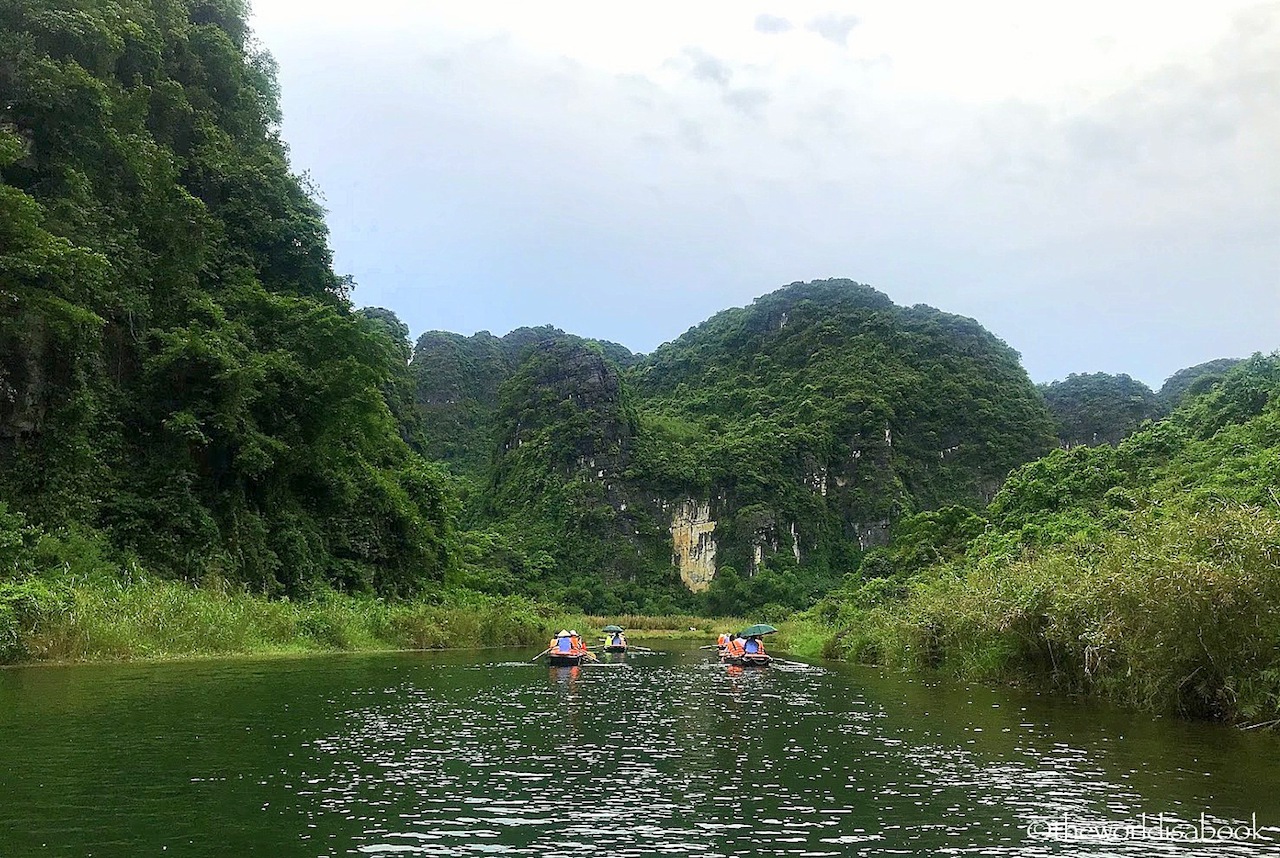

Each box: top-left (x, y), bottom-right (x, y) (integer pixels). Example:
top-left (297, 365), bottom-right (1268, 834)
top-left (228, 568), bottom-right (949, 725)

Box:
top-left (410, 326), bottom-right (636, 475)
top-left (1039, 373), bottom-right (1165, 447)
top-left (0, 0), bottom-right (451, 596)
top-left (0, 0), bottom-right (1056, 617)
top-left (7, 0), bottom-right (1259, 629)
top-left (423, 280), bottom-right (1058, 615)
top-left (814, 353), bottom-right (1280, 722)
top-left (1159, 358), bottom-right (1242, 410)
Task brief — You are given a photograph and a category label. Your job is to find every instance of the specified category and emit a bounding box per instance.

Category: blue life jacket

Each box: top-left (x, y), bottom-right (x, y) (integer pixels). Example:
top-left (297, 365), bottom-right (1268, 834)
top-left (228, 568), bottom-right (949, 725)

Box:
top-left (557, 637), bottom-right (572, 653)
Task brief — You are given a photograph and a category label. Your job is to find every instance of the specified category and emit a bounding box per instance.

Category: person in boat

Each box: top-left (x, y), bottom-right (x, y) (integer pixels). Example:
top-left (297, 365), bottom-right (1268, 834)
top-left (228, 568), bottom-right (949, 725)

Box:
top-left (722, 634), bottom-right (746, 658)
top-left (552, 630), bottom-right (575, 655)
top-left (716, 632), bottom-right (731, 651)
top-left (569, 630), bottom-right (586, 652)
top-left (608, 630), bottom-right (627, 648)
top-left (742, 635), bottom-right (767, 657)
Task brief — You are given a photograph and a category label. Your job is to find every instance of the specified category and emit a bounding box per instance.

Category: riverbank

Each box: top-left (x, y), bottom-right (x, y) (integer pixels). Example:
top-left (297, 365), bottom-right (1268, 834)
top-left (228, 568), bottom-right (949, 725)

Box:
top-left (0, 576), bottom-right (746, 664)
top-left (784, 504), bottom-right (1280, 728)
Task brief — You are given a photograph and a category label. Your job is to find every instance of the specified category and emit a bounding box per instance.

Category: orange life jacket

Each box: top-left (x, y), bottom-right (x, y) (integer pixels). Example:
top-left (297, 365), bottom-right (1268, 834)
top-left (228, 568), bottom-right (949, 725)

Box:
top-left (724, 637), bottom-right (745, 656)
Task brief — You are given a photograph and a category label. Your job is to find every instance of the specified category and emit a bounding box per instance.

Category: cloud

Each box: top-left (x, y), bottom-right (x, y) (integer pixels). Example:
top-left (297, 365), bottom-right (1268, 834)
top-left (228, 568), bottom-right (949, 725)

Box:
top-left (680, 46), bottom-right (732, 86)
top-left (723, 87), bottom-right (771, 117)
top-left (754, 14), bottom-right (793, 35)
top-left (251, 0), bottom-right (1280, 386)
top-left (806, 13), bottom-right (860, 46)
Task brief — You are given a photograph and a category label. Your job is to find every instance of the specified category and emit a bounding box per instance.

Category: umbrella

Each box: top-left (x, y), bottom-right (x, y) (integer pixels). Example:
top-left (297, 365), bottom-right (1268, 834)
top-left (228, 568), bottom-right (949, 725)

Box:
top-left (601, 624), bottom-right (625, 633)
top-left (738, 623), bottom-right (779, 637)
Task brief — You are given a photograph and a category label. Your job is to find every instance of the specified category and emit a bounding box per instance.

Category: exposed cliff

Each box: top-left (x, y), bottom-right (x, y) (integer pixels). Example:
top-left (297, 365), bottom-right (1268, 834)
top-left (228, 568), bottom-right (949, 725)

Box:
top-left (422, 279), bottom-right (1058, 614)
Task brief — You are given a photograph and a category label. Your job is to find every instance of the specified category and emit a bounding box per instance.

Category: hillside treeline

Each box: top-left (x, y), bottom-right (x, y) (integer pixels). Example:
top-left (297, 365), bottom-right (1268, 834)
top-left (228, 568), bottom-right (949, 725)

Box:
top-left (413, 280), bottom-right (1058, 616)
top-left (4, 0), bottom-right (1273, 727)
top-left (811, 354), bottom-right (1280, 723)
top-left (1, 0), bottom-right (452, 604)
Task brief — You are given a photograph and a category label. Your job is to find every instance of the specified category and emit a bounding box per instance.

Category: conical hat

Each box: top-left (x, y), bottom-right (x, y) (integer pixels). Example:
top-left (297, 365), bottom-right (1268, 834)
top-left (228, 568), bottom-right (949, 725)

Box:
top-left (557, 630), bottom-right (571, 637)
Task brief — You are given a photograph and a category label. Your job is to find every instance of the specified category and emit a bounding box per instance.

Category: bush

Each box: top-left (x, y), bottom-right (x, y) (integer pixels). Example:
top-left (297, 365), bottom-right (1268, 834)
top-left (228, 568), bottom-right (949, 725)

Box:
top-left (0, 579), bottom-right (75, 661)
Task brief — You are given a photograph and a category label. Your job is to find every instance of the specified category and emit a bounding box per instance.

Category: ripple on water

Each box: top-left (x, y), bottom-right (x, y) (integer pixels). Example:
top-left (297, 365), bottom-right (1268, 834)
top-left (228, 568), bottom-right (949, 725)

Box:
top-left (219, 650), bottom-right (1280, 857)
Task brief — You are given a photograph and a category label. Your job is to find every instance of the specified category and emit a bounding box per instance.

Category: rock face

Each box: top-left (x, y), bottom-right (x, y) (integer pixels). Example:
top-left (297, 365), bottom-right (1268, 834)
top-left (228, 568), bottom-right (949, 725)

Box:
top-left (414, 279), bottom-right (1058, 608)
top-left (670, 500), bottom-right (717, 591)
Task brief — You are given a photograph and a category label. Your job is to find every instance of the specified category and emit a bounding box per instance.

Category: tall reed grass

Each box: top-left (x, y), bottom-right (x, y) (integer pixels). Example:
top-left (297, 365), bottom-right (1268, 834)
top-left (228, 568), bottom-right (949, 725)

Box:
top-left (1, 578), bottom-right (755, 663)
top-left (810, 503), bottom-right (1280, 724)
top-left (4, 579), bottom-right (555, 662)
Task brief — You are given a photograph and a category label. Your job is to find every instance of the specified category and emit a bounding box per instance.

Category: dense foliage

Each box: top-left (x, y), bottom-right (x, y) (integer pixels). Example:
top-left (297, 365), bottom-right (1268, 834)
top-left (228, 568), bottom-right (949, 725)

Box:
top-left (1039, 372), bottom-right (1164, 447)
top-left (811, 354), bottom-right (1280, 723)
top-left (418, 280), bottom-right (1058, 615)
top-left (410, 326), bottom-right (636, 475)
top-left (10, 2), bottom-right (1270, 715)
top-left (1158, 357), bottom-right (1241, 410)
top-left (0, 0), bottom-right (453, 598)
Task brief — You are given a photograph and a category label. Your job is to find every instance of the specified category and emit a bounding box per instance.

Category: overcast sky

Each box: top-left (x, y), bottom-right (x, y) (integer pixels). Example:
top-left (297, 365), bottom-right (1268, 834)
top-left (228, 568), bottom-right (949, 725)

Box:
top-left (250, 0), bottom-right (1279, 387)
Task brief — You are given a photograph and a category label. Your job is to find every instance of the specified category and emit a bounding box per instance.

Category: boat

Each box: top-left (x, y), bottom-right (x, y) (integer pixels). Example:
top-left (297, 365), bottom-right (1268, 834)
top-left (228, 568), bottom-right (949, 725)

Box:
top-left (717, 623), bottom-right (778, 667)
top-left (601, 623), bottom-right (628, 653)
top-left (544, 629), bottom-right (595, 666)
top-left (546, 652), bottom-right (592, 667)
top-left (720, 652), bottom-right (773, 668)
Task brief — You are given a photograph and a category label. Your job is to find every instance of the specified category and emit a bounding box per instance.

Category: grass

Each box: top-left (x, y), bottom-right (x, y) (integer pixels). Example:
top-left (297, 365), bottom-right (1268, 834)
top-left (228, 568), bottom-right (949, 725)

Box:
top-left (4, 578), bottom-right (556, 663)
top-left (1, 577), bottom-right (754, 664)
top-left (804, 503), bottom-right (1280, 725)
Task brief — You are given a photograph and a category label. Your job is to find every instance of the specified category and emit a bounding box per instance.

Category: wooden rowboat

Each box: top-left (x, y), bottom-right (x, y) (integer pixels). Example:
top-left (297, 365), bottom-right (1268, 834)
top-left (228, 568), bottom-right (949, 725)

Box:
top-left (547, 652), bottom-right (592, 667)
top-left (720, 653), bottom-right (773, 668)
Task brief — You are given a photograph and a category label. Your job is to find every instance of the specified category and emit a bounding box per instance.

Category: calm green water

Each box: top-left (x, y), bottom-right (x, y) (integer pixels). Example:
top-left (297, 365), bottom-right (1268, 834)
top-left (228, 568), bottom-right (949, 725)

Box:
top-left (2, 643), bottom-right (1279, 857)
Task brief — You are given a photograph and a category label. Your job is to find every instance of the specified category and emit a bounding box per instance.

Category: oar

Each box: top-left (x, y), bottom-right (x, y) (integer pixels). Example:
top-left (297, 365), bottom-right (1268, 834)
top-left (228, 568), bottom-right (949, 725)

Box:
top-left (698, 645), bottom-right (720, 650)
top-left (529, 648), bottom-right (551, 663)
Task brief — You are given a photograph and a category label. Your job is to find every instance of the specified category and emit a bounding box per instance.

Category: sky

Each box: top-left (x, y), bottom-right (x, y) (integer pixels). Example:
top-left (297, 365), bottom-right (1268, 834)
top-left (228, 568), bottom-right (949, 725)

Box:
top-left (249, 0), bottom-right (1280, 387)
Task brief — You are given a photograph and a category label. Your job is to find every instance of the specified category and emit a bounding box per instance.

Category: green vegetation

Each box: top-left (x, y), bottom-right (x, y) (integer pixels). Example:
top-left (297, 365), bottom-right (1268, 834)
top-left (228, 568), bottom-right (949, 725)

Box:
top-left (410, 326), bottom-right (638, 476)
top-left (1039, 372), bottom-right (1165, 447)
top-left (6, 578), bottom-right (553, 662)
top-left (805, 355), bottom-right (1280, 724)
top-left (0, 0), bottom-right (451, 599)
top-left (6, 0), bottom-right (1275, 731)
top-left (419, 280), bottom-right (1057, 616)
top-left (1159, 357), bottom-right (1242, 410)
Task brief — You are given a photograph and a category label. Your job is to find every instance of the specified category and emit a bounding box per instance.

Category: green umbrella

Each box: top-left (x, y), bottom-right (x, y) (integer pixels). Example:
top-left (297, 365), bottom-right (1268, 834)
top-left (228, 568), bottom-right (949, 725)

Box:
top-left (738, 623), bottom-right (779, 637)
top-left (601, 624), bottom-right (625, 633)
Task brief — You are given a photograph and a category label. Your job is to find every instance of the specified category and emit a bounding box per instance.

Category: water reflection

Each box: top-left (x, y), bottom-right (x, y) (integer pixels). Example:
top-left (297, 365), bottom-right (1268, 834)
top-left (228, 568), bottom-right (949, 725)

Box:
top-left (293, 649), bottom-right (1280, 857)
top-left (2, 646), bottom-right (1279, 857)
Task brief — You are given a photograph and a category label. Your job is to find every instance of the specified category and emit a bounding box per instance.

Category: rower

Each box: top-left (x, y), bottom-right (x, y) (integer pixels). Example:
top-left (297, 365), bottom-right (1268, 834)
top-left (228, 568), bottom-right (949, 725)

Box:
top-left (553, 630), bottom-right (574, 654)
top-left (743, 635), bottom-right (766, 656)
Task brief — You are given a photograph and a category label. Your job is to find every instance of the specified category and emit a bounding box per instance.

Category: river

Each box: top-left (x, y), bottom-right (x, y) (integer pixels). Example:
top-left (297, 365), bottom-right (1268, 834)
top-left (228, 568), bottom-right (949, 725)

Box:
top-left (2, 642), bottom-right (1278, 856)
